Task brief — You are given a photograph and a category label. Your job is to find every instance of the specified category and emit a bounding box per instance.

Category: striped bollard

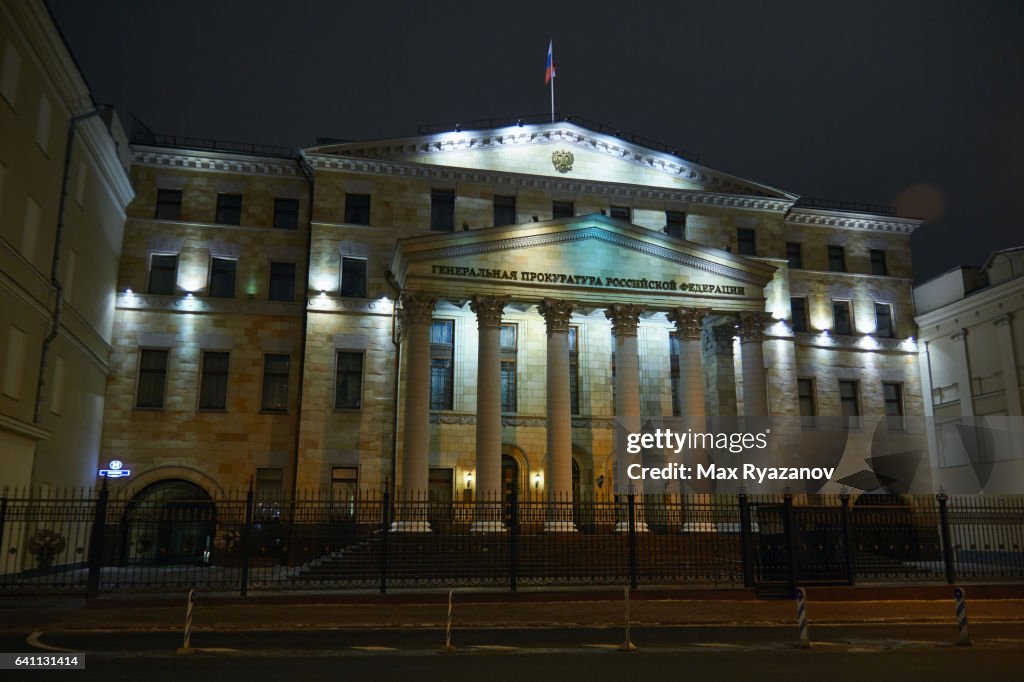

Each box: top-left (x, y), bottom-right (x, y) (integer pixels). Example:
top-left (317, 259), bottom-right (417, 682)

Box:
top-left (176, 589), bottom-right (196, 655)
top-left (795, 587), bottom-right (811, 648)
top-left (439, 589), bottom-right (456, 653)
top-left (954, 587), bottom-right (971, 646)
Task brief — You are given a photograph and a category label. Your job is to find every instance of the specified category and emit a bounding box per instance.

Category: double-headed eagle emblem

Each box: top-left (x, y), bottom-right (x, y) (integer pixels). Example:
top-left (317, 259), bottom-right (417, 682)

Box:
top-left (551, 149), bottom-right (574, 173)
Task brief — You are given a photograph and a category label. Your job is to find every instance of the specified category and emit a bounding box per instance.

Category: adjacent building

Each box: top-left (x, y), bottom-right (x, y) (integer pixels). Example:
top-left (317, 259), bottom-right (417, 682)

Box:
top-left (0, 0), bottom-right (134, 493)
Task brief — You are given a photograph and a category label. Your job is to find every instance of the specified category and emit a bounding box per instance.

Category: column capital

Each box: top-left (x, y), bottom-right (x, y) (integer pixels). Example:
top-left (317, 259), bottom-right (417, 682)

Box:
top-left (470, 294), bottom-right (510, 328)
top-left (703, 324), bottom-right (736, 355)
top-left (538, 298), bottom-right (576, 334)
top-left (735, 311), bottom-right (772, 344)
top-left (993, 314), bottom-right (1013, 328)
top-left (604, 303), bottom-right (645, 337)
top-left (668, 307), bottom-right (712, 340)
top-left (399, 292), bottom-right (437, 326)
top-left (950, 328), bottom-right (968, 342)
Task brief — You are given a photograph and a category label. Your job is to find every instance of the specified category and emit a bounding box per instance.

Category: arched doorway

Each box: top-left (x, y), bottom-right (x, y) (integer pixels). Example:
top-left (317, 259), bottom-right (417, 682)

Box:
top-left (502, 454), bottom-right (519, 506)
top-left (122, 480), bottom-right (215, 564)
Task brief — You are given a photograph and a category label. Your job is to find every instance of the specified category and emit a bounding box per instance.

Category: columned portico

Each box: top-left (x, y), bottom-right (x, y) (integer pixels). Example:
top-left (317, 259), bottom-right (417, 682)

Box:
top-left (737, 311), bottom-right (771, 417)
top-left (539, 298), bottom-right (576, 531)
top-left (394, 292), bottom-right (437, 532)
top-left (470, 293), bottom-right (509, 532)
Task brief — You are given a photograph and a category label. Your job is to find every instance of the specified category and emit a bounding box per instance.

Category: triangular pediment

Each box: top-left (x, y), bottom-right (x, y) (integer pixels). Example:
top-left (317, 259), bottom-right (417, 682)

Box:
top-left (307, 121), bottom-right (795, 200)
top-left (391, 214), bottom-right (776, 311)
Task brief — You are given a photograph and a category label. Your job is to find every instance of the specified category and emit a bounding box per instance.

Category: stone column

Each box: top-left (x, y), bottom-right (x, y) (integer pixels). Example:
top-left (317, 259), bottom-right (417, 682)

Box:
top-left (470, 294), bottom-right (509, 532)
top-left (704, 324), bottom-right (738, 416)
top-left (538, 298), bottom-right (576, 531)
top-left (394, 292), bottom-right (436, 532)
top-left (668, 308), bottom-right (711, 417)
top-left (606, 303), bottom-right (648, 532)
top-left (951, 329), bottom-right (974, 416)
top-left (994, 315), bottom-right (1021, 415)
top-left (737, 311), bottom-right (771, 417)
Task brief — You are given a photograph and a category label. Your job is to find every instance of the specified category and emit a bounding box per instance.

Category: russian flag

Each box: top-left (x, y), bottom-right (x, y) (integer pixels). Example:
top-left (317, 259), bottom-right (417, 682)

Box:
top-left (545, 40), bottom-right (555, 85)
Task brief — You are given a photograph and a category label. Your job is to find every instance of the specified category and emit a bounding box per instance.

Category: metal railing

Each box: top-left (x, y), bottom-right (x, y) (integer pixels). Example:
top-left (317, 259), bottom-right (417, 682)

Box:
top-left (0, 487), bottom-right (1021, 596)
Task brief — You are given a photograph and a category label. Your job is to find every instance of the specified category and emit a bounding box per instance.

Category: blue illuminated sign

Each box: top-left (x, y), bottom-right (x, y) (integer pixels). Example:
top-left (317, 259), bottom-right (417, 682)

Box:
top-left (98, 459), bottom-right (131, 478)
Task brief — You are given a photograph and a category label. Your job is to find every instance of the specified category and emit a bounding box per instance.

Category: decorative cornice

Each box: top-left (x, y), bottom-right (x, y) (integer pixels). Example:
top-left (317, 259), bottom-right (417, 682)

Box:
top-left (605, 303), bottom-right (645, 337)
top-left (668, 307), bottom-right (711, 340)
top-left (427, 413), bottom-right (614, 429)
top-left (469, 294), bottom-right (509, 328)
top-left (0, 413), bottom-right (51, 442)
top-left (399, 292), bottom-right (437, 325)
top-left (131, 147), bottom-right (301, 178)
top-left (308, 123), bottom-right (796, 201)
top-left (538, 298), bottom-right (576, 334)
top-left (405, 225), bottom-right (768, 286)
top-left (306, 152), bottom-right (794, 214)
top-left (786, 208), bottom-right (921, 235)
top-left (791, 331), bottom-right (918, 354)
top-left (307, 296), bottom-right (394, 315)
top-left (117, 292), bottom-right (304, 317)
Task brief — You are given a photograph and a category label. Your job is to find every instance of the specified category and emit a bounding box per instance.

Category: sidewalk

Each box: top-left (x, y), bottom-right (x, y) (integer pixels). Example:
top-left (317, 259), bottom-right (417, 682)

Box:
top-left (1, 587), bottom-right (1023, 633)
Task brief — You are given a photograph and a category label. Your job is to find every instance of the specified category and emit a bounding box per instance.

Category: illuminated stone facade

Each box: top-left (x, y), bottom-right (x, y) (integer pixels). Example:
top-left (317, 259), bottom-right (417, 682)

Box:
top-left (97, 120), bottom-right (925, 505)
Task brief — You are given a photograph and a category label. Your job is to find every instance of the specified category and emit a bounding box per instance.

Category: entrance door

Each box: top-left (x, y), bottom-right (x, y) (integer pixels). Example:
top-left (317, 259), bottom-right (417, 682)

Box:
top-left (428, 468), bottom-right (454, 525)
top-left (501, 455), bottom-right (519, 505)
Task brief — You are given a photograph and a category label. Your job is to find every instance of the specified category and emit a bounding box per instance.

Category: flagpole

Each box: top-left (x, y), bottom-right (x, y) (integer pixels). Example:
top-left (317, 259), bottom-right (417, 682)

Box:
top-left (551, 72), bottom-right (555, 122)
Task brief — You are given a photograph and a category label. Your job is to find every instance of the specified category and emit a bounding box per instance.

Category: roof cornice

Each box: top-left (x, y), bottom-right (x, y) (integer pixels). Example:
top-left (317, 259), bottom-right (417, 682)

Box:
top-left (786, 207), bottom-right (921, 235)
top-left (131, 146), bottom-right (301, 178)
top-left (305, 122), bottom-right (798, 201)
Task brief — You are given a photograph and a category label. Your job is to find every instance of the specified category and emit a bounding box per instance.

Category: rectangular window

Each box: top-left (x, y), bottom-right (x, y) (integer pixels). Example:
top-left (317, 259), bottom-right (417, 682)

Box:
top-left (208, 257), bottom-right (237, 298)
top-left (737, 228), bottom-right (756, 256)
top-left (331, 467), bottom-right (359, 519)
top-left (255, 467), bottom-right (284, 500)
top-left (344, 193), bottom-right (371, 225)
top-left (610, 205), bottom-right (630, 221)
top-left (500, 324), bottom-right (517, 413)
top-left (493, 195), bottom-right (516, 226)
top-left (870, 249), bottom-right (888, 276)
top-left (832, 300), bottom-right (853, 336)
top-left (21, 196), bottom-right (39, 262)
top-left (786, 242), bottom-right (803, 269)
top-left (155, 189), bottom-right (182, 220)
top-left (148, 254), bottom-right (178, 295)
top-left (828, 245), bottom-right (846, 272)
top-left (569, 326), bottom-right (580, 415)
top-left (335, 351), bottom-right (363, 409)
top-left (340, 257), bottom-right (367, 297)
top-left (883, 382), bottom-right (905, 431)
top-left (2, 326), bottom-right (26, 399)
top-left (215, 193), bottom-right (242, 225)
top-left (875, 302), bottom-right (895, 338)
top-left (839, 380), bottom-right (861, 427)
top-left (136, 349), bottom-right (168, 408)
top-left (430, 320), bottom-right (454, 410)
top-left (430, 189), bottom-right (455, 231)
top-left (798, 376), bottom-right (815, 425)
top-left (1, 41), bottom-right (21, 108)
top-left (790, 297), bottom-right (809, 333)
top-left (261, 353), bottom-right (290, 412)
top-left (268, 261), bottom-right (296, 302)
top-left (665, 211), bottom-right (686, 239)
top-left (669, 333), bottom-right (681, 416)
top-left (198, 351), bottom-right (230, 410)
top-left (552, 200), bottom-right (574, 219)
top-left (273, 198), bottom-right (299, 229)
top-left (35, 94), bottom-right (51, 154)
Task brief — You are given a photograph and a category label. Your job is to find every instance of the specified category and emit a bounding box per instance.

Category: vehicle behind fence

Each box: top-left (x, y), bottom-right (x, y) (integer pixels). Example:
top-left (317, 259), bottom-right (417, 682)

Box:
top-left (0, 486), bottom-right (1021, 596)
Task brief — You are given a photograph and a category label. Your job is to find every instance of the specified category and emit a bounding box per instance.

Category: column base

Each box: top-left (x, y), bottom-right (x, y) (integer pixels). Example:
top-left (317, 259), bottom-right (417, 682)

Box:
top-left (470, 521), bottom-right (505, 533)
top-left (614, 522), bottom-right (650, 533)
top-left (680, 522), bottom-right (718, 533)
top-left (543, 521), bottom-right (577, 533)
top-left (390, 521), bottom-right (432, 533)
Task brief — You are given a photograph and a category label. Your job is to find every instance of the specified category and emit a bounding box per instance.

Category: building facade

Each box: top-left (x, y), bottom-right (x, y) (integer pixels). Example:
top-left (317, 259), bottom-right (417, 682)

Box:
top-left (0, 0), bottom-right (134, 493)
top-left (96, 118), bottom-right (925, 509)
top-left (914, 246), bottom-right (1024, 492)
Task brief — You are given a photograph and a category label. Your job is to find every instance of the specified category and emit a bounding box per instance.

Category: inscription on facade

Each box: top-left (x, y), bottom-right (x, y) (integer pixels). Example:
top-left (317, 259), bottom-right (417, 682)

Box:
top-left (430, 265), bottom-right (747, 296)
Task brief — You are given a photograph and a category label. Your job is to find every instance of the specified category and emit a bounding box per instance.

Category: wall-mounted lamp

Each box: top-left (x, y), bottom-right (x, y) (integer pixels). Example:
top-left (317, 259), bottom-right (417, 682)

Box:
top-left (319, 289), bottom-right (327, 297)
top-left (532, 215), bottom-right (539, 222)
top-left (465, 472), bottom-right (472, 489)
top-left (596, 475), bottom-right (605, 489)
top-left (534, 472), bottom-right (541, 490)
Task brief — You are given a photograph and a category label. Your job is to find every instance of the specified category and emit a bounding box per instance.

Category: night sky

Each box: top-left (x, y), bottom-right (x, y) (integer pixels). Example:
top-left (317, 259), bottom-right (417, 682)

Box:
top-left (47, 0), bottom-right (1023, 283)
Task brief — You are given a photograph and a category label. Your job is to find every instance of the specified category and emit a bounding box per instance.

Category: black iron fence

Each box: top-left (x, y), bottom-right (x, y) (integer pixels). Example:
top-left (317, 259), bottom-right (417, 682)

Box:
top-left (0, 487), bottom-right (1021, 596)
